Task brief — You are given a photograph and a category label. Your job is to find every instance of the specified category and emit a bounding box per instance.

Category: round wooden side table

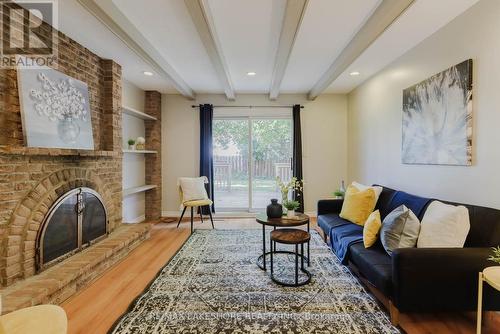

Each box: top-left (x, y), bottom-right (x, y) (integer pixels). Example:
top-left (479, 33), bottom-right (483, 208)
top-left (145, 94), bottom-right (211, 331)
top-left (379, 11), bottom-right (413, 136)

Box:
top-left (255, 213), bottom-right (310, 271)
top-left (269, 228), bottom-right (311, 286)
top-left (477, 266), bottom-right (500, 333)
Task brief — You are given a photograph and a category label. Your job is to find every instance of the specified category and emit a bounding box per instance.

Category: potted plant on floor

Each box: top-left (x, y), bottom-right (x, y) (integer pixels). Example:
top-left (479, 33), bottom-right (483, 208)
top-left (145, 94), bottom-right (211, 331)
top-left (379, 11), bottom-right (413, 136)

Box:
top-left (488, 246), bottom-right (500, 264)
top-left (283, 200), bottom-right (300, 218)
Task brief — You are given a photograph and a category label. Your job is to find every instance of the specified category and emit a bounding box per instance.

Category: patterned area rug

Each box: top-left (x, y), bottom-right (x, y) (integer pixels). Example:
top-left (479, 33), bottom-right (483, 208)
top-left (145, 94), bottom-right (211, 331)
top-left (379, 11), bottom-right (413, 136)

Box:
top-left (110, 229), bottom-right (399, 333)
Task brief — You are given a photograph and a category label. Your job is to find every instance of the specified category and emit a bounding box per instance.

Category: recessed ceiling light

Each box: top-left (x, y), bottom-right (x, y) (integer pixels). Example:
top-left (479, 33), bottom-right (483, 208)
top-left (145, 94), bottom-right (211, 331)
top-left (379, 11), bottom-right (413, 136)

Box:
top-left (143, 71), bottom-right (154, 76)
top-left (349, 71), bottom-right (360, 76)
top-left (247, 72), bottom-right (257, 76)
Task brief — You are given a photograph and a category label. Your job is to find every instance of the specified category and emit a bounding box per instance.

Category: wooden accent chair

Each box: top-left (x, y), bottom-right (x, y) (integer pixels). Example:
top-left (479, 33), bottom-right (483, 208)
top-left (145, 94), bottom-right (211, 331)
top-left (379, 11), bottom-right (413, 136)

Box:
top-left (176, 177), bottom-right (214, 233)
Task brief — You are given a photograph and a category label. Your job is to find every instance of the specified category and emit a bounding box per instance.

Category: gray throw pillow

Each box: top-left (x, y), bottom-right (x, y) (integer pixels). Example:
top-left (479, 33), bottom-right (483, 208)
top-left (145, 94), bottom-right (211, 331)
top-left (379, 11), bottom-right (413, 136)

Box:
top-left (380, 205), bottom-right (421, 256)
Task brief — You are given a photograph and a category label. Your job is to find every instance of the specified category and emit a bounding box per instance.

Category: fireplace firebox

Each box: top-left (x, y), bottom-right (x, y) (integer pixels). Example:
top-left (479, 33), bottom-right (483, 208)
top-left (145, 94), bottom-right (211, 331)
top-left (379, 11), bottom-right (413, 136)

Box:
top-left (36, 187), bottom-right (108, 271)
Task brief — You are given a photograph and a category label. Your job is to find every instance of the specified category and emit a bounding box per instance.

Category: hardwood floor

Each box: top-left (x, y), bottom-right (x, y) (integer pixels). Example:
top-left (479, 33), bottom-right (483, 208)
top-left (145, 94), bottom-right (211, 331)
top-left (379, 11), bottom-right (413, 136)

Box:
top-left (62, 218), bottom-right (495, 334)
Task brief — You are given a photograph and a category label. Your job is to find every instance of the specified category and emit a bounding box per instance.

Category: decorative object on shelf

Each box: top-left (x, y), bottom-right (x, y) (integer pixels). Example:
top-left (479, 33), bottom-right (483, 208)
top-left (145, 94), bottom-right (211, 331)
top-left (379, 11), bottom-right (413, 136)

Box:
top-left (266, 199), bottom-right (283, 218)
top-left (488, 246), bottom-right (500, 264)
top-left (135, 136), bottom-right (146, 150)
top-left (127, 139), bottom-right (136, 150)
top-left (333, 181), bottom-right (346, 199)
top-left (283, 200), bottom-right (300, 218)
top-left (17, 61), bottom-right (94, 149)
top-left (402, 59), bottom-right (473, 166)
top-left (276, 176), bottom-right (303, 204)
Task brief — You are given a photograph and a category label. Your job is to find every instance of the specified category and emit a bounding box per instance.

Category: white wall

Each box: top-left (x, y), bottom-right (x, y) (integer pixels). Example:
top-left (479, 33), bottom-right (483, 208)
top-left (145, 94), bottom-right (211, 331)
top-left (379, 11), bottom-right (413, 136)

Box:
top-left (162, 94), bottom-right (348, 215)
top-left (347, 0), bottom-right (500, 209)
top-left (122, 80), bottom-right (147, 223)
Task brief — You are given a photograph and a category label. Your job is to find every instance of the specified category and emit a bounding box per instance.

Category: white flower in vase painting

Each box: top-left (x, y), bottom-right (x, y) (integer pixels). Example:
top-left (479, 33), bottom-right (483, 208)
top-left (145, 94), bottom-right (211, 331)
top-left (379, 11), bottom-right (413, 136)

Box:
top-left (30, 72), bottom-right (88, 144)
top-left (402, 60), bottom-right (473, 165)
top-left (17, 65), bottom-right (94, 150)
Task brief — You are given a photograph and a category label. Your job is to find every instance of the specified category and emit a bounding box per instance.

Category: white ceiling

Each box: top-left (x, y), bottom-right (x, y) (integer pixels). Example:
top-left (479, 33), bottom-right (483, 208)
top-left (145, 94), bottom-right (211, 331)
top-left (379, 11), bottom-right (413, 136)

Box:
top-left (53, 0), bottom-right (479, 97)
top-left (280, 0), bottom-right (380, 93)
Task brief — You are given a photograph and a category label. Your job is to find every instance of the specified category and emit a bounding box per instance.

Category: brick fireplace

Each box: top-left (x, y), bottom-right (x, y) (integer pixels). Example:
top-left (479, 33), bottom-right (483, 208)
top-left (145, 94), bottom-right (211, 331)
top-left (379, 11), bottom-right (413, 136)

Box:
top-left (0, 1), bottom-right (156, 313)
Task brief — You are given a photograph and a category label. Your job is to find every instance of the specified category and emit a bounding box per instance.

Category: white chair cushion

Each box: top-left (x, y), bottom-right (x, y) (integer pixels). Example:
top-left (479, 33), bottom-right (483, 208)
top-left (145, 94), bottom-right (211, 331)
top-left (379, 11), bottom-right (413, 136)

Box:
top-left (417, 200), bottom-right (470, 248)
top-left (178, 177), bottom-right (209, 203)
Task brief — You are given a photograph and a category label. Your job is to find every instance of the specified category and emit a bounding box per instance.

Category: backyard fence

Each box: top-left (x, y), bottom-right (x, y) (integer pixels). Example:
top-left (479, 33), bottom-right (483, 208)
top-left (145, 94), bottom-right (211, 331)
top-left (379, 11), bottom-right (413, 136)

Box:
top-left (214, 155), bottom-right (291, 191)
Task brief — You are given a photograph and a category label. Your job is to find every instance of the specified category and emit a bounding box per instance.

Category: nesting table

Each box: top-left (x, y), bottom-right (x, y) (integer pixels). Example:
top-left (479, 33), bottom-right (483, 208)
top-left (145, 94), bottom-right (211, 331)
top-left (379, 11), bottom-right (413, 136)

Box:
top-left (256, 213), bottom-right (311, 286)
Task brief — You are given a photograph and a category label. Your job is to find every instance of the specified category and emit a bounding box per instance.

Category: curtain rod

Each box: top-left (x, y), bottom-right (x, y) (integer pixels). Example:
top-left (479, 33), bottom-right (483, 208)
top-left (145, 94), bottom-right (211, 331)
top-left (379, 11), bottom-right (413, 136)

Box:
top-left (191, 105), bottom-right (304, 109)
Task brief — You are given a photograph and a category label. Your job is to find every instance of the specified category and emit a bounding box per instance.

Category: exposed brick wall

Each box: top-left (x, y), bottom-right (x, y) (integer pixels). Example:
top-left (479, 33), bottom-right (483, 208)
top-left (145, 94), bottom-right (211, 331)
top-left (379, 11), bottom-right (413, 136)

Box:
top-left (0, 1), bottom-right (123, 286)
top-left (145, 91), bottom-right (162, 220)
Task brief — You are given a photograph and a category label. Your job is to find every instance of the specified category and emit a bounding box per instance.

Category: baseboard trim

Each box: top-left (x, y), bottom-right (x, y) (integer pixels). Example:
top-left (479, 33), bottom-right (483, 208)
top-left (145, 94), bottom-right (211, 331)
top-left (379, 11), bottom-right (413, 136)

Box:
top-left (123, 214), bottom-right (146, 224)
top-left (162, 211), bottom-right (317, 218)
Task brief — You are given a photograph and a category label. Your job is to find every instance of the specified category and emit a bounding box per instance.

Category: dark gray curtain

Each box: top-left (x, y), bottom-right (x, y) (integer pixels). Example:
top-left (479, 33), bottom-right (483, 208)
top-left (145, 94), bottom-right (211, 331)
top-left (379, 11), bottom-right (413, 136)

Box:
top-left (199, 104), bottom-right (215, 214)
top-left (292, 104), bottom-right (304, 213)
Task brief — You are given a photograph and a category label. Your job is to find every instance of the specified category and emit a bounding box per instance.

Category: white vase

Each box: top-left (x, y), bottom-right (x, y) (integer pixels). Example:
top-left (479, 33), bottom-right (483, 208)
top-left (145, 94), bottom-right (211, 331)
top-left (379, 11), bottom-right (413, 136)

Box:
top-left (128, 144), bottom-right (135, 150)
top-left (287, 210), bottom-right (295, 218)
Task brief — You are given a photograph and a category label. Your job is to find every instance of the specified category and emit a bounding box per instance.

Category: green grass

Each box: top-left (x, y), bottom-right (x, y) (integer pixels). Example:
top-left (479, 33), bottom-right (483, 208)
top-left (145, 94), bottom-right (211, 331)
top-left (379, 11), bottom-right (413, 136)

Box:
top-left (221, 177), bottom-right (276, 192)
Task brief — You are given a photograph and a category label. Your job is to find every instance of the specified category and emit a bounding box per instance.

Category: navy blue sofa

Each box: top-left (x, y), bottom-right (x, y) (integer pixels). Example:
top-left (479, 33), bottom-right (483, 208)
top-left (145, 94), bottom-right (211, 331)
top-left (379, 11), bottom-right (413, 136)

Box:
top-left (317, 185), bottom-right (500, 317)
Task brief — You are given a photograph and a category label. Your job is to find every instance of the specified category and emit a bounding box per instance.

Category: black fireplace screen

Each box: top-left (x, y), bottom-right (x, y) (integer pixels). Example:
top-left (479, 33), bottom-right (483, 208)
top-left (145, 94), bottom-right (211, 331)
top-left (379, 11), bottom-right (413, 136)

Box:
top-left (37, 187), bottom-right (108, 271)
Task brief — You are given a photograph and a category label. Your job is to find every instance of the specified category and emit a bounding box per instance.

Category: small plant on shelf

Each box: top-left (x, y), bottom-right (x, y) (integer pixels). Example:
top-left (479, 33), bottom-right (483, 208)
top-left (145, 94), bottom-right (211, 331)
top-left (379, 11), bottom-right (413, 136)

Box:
top-left (488, 246), bottom-right (500, 265)
top-left (332, 190), bottom-right (345, 199)
top-left (127, 139), bottom-right (136, 150)
top-left (283, 200), bottom-right (300, 218)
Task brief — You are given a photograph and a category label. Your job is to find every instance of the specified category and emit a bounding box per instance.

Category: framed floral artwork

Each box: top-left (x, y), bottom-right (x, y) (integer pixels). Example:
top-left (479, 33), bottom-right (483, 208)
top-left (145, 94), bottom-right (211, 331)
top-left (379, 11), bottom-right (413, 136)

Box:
top-left (17, 63), bottom-right (94, 149)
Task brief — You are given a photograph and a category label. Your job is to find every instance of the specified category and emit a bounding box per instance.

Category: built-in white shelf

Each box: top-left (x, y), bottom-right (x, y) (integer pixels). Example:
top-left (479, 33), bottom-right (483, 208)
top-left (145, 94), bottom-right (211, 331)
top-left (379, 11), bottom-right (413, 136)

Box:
top-left (122, 149), bottom-right (157, 154)
top-left (122, 105), bottom-right (157, 121)
top-left (123, 185), bottom-right (157, 197)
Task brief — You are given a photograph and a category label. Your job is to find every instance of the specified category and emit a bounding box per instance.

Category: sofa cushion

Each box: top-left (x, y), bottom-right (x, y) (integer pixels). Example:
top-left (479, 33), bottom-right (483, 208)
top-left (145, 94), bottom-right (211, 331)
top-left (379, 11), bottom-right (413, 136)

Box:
top-left (373, 185), bottom-right (397, 219)
top-left (380, 205), bottom-right (421, 256)
top-left (352, 182), bottom-right (383, 203)
top-left (363, 210), bottom-right (382, 248)
top-left (349, 243), bottom-right (393, 296)
top-left (339, 185), bottom-right (377, 226)
top-left (386, 191), bottom-right (432, 220)
top-left (317, 213), bottom-right (351, 235)
top-left (417, 201), bottom-right (470, 248)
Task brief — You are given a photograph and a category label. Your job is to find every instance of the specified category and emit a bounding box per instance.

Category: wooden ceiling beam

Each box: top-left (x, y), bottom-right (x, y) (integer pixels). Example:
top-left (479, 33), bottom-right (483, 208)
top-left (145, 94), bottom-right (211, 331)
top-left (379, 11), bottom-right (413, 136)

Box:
top-left (269, 0), bottom-right (308, 100)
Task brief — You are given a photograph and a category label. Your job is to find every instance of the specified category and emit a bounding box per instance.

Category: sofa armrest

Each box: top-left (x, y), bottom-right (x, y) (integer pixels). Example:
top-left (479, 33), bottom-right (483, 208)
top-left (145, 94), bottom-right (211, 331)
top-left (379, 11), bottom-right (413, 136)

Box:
top-left (392, 247), bottom-right (500, 312)
top-left (317, 199), bottom-right (343, 216)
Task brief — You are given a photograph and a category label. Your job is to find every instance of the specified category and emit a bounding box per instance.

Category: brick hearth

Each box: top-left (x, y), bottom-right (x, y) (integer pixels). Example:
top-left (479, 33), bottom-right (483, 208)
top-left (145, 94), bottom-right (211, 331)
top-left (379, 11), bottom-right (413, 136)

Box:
top-left (0, 223), bottom-right (150, 314)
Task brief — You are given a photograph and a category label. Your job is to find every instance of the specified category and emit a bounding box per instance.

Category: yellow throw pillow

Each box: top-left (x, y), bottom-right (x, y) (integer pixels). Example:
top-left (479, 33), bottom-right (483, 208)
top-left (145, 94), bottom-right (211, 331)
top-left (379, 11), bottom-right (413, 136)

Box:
top-left (363, 210), bottom-right (382, 248)
top-left (339, 185), bottom-right (376, 226)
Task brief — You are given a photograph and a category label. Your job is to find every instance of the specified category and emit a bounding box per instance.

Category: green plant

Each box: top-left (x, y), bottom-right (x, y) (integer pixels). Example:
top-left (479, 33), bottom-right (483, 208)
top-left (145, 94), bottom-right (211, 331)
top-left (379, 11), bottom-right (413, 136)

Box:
top-left (128, 139), bottom-right (135, 146)
top-left (333, 190), bottom-right (345, 197)
top-left (283, 200), bottom-right (300, 211)
top-left (488, 246), bottom-right (500, 265)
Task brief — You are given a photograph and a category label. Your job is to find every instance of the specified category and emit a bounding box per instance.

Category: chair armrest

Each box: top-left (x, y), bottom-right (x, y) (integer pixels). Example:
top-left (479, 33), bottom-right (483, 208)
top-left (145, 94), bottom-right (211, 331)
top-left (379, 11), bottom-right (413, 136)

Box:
top-left (392, 247), bottom-right (499, 312)
top-left (317, 199), bottom-right (343, 216)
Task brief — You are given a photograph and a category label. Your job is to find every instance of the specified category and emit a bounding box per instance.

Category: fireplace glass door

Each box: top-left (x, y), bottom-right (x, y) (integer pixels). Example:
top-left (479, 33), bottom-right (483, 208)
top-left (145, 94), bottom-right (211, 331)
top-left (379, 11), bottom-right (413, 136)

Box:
top-left (38, 187), bottom-right (108, 270)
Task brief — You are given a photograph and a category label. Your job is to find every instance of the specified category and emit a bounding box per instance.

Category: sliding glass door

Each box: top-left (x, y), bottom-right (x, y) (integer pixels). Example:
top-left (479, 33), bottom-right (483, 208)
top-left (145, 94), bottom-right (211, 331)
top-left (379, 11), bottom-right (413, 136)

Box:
top-left (213, 117), bottom-right (292, 212)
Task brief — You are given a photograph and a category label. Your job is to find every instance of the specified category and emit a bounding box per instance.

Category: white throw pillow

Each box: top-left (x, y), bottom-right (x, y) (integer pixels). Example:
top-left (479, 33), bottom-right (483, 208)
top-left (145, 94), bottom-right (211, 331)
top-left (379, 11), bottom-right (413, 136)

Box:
top-left (352, 182), bottom-right (383, 204)
top-left (417, 201), bottom-right (470, 248)
top-left (178, 177), bottom-right (209, 203)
